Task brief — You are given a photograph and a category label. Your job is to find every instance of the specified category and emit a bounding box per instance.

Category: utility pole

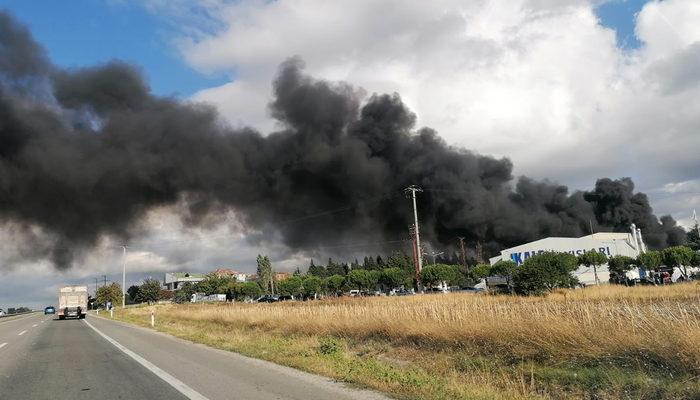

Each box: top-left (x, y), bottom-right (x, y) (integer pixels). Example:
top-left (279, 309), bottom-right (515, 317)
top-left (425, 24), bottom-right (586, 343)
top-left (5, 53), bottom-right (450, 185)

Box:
top-left (457, 237), bottom-right (467, 267)
top-left (103, 275), bottom-right (107, 287)
top-left (475, 241), bottom-right (483, 264)
top-left (121, 245), bottom-right (128, 309)
top-left (430, 251), bottom-right (444, 265)
top-left (405, 186), bottom-right (423, 274)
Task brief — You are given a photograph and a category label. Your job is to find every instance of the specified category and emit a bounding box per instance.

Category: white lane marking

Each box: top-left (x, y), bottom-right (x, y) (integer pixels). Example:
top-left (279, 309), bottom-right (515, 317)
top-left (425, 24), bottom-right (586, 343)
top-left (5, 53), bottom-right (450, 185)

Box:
top-left (0, 314), bottom-right (36, 325)
top-left (0, 343), bottom-right (7, 349)
top-left (18, 330), bottom-right (27, 336)
top-left (32, 324), bottom-right (38, 327)
top-left (83, 320), bottom-right (209, 400)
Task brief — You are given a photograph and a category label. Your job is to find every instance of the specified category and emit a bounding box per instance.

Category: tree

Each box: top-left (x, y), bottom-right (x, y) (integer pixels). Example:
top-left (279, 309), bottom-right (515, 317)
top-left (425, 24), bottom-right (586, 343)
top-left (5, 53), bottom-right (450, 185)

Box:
top-left (95, 283), bottom-right (122, 307)
top-left (637, 250), bottom-right (662, 270)
top-left (174, 282), bottom-right (196, 303)
top-left (308, 259), bottom-right (327, 277)
top-left (277, 275), bottom-right (304, 297)
top-left (257, 255), bottom-right (274, 293)
top-left (662, 246), bottom-right (695, 278)
top-left (420, 264), bottom-right (459, 288)
top-left (692, 251), bottom-right (700, 267)
top-left (363, 256), bottom-right (377, 270)
top-left (387, 251), bottom-right (414, 276)
top-left (346, 269), bottom-right (379, 291)
top-left (490, 260), bottom-right (518, 288)
top-left (375, 255), bottom-right (385, 269)
top-left (127, 285), bottom-right (140, 302)
top-left (607, 255), bottom-right (637, 284)
top-left (326, 258), bottom-right (345, 276)
top-left (687, 224), bottom-right (700, 251)
top-left (137, 278), bottom-right (162, 304)
top-left (380, 268), bottom-right (409, 290)
top-left (471, 263), bottom-right (491, 280)
top-left (302, 275), bottom-right (323, 298)
top-left (197, 274), bottom-right (233, 295)
top-left (578, 250), bottom-right (608, 285)
top-left (235, 282), bottom-right (263, 301)
top-left (324, 275), bottom-right (346, 296)
top-left (513, 252), bottom-right (578, 295)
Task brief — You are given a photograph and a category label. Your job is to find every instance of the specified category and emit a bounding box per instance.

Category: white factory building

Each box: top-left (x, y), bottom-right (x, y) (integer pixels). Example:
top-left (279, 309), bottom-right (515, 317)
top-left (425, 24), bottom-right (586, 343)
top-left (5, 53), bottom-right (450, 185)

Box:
top-left (489, 225), bottom-right (647, 285)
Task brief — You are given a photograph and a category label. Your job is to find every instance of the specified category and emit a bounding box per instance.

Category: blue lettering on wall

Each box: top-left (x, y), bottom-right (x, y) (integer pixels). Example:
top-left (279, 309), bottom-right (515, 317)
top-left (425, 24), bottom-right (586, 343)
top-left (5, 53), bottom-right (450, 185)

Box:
top-left (511, 253), bottom-right (523, 264)
top-left (507, 246), bottom-right (615, 265)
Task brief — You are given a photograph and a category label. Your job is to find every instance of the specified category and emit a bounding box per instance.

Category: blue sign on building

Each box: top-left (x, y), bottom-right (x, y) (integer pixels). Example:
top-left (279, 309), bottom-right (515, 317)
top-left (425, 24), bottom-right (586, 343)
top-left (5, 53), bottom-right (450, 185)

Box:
top-left (509, 247), bottom-right (611, 265)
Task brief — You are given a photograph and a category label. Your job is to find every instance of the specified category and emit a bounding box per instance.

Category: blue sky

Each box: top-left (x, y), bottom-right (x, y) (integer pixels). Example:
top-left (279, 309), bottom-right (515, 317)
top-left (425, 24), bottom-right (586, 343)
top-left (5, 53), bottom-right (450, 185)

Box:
top-left (0, 0), bottom-right (650, 98)
top-left (0, 0), bottom-right (229, 97)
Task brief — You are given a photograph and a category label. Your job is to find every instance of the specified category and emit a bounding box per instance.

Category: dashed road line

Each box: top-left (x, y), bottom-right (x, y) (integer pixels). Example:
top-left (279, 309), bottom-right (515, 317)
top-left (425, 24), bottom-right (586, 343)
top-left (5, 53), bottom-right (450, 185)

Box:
top-left (18, 330), bottom-right (27, 336)
top-left (83, 320), bottom-right (209, 400)
top-left (0, 342), bottom-right (7, 349)
top-left (32, 324), bottom-right (38, 327)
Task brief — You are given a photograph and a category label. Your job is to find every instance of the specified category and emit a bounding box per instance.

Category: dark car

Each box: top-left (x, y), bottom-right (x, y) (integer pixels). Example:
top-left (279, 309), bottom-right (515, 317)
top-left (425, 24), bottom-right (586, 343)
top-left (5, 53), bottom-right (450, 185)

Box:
top-left (256, 295), bottom-right (280, 303)
top-left (44, 306), bottom-right (56, 315)
top-left (277, 295), bottom-right (295, 301)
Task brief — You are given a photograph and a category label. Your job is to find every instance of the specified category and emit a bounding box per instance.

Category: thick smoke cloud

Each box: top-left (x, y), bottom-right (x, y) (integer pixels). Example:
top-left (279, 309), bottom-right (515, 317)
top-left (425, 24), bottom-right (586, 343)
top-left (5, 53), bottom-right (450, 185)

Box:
top-left (0, 12), bottom-right (685, 269)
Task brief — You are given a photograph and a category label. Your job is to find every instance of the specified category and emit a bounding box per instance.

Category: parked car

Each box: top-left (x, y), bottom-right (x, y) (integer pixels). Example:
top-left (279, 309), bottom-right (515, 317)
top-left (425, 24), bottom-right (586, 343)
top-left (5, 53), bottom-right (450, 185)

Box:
top-left (0, 309), bottom-right (5, 317)
top-left (277, 295), bottom-right (295, 301)
top-left (44, 306), bottom-right (56, 315)
top-left (394, 289), bottom-right (415, 296)
top-left (425, 287), bottom-right (448, 294)
top-left (348, 290), bottom-right (361, 297)
top-left (256, 295), bottom-right (280, 303)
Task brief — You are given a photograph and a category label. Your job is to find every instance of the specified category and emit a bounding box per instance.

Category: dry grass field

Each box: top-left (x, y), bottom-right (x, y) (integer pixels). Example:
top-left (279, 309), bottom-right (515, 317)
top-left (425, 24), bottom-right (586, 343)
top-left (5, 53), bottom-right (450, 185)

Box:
top-left (112, 283), bottom-right (700, 399)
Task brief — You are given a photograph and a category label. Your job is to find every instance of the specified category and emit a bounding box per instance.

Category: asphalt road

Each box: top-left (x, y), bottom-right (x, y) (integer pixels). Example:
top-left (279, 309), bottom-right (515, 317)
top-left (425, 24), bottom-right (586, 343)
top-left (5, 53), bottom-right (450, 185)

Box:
top-left (0, 312), bottom-right (389, 400)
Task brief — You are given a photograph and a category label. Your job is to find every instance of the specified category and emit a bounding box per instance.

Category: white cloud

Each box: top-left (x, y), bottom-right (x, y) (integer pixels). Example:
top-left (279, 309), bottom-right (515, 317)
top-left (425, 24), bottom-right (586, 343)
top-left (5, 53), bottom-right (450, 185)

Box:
top-left (139, 0), bottom-right (700, 225)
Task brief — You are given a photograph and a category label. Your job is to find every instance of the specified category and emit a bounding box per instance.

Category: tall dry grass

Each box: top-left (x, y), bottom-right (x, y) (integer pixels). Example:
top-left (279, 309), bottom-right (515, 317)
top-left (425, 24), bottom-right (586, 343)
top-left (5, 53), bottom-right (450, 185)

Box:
top-left (136, 283), bottom-right (700, 374)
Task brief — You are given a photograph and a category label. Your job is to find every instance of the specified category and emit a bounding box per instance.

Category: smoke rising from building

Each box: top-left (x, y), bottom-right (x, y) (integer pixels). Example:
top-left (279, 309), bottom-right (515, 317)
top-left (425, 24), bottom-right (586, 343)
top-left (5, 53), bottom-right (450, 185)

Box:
top-left (0, 12), bottom-right (686, 269)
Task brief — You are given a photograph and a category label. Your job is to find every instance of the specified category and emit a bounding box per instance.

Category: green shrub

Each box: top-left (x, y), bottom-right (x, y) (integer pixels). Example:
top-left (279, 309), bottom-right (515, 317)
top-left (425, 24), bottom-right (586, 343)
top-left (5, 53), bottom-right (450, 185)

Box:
top-left (319, 336), bottom-right (343, 356)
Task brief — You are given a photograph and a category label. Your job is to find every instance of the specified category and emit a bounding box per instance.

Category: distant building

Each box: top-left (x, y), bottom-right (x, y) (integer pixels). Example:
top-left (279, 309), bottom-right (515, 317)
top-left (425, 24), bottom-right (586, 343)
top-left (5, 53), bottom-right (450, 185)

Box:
top-left (489, 230), bottom-right (645, 285)
top-left (211, 268), bottom-right (251, 282)
top-left (164, 272), bottom-right (206, 291)
top-left (274, 272), bottom-right (290, 281)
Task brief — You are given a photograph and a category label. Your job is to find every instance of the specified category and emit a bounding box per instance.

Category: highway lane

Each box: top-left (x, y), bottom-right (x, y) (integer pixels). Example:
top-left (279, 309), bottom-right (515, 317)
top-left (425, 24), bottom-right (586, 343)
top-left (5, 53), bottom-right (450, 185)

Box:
top-left (0, 313), bottom-right (390, 400)
top-left (0, 313), bottom-right (188, 400)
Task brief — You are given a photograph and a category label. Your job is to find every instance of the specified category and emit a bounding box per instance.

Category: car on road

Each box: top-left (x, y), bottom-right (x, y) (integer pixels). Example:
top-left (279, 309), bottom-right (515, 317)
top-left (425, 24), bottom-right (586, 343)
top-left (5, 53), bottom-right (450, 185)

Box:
top-left (256, 295), bottom-right (280, 303)
top-left (44, 306), bottom-right (56, 315)
top-left (0, 308), bottom-right (5, 317)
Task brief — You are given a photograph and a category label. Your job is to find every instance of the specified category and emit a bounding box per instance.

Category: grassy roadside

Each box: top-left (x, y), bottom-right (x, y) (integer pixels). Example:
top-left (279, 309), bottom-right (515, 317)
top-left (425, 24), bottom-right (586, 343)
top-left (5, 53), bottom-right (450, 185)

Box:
top-left (108, 284), bottom-right (700, 400)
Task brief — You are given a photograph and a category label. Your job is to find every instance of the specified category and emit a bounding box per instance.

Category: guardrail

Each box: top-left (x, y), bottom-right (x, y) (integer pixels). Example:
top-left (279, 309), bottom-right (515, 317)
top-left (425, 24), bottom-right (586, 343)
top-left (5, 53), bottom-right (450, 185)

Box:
top-left (0, 310), bottom-right (39, 319)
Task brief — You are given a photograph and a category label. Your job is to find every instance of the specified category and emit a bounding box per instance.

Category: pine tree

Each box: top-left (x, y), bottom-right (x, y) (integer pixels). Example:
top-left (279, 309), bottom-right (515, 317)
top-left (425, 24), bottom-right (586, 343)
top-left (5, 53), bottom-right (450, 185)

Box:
top-left (375, 255), bottom-right (385, 269)
top-left (365, 256), bottom-right (377, 270)
top-left (256, 255), bottom-right (273, 294)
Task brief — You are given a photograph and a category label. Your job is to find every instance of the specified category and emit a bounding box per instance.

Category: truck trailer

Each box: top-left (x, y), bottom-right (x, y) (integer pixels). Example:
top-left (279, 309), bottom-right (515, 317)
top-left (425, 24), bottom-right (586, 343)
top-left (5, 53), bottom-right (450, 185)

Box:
top-left (57, 285), bottom-right (88, 320)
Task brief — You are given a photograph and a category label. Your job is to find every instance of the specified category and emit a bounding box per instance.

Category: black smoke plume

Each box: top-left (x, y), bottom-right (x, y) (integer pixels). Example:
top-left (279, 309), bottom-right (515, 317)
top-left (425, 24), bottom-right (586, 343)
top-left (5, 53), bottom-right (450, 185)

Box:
top-left (0, 12), bottom-right (685, 269)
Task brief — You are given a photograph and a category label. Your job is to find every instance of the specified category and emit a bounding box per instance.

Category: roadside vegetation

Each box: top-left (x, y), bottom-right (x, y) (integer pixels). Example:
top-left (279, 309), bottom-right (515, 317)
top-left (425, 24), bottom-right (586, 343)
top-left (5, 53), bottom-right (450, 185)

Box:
top-left (110, 283), bottom-right (700, 400)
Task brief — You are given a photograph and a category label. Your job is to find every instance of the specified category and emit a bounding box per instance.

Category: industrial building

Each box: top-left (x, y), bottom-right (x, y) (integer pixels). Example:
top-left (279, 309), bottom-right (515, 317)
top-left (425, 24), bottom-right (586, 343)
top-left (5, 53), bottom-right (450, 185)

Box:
top-left (489, 225), bottom-right (647, 285)
top-left (164, 272), bottom-right (206, 290)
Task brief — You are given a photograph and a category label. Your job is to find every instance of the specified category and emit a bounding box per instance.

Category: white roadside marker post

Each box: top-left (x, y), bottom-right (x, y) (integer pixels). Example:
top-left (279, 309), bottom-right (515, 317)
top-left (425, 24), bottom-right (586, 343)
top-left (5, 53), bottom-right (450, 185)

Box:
top-left (110, 308), bottom-right (113, 318)
top-left (150, 310), bottom-right (155, 327)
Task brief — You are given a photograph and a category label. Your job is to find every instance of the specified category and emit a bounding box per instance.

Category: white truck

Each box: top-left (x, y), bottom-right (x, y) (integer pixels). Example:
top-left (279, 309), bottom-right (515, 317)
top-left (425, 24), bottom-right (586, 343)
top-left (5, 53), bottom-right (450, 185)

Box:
top-left (58, 285), bottom-right (88, 320)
